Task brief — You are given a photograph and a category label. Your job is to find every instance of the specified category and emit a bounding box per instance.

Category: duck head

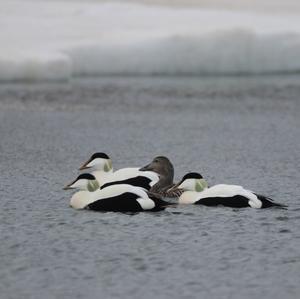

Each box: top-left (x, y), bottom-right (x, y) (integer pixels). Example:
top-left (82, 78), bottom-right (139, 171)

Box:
top-left (140, 156), bottom-right (174, 189)
top-left (79, 152), bottom-right (113, 172)
top-left (63, 173), bottom-right (100, 192)
top-left (140, 156), bottom-right (174, 180)
top-left (168, 172), bottom-right (208, 192)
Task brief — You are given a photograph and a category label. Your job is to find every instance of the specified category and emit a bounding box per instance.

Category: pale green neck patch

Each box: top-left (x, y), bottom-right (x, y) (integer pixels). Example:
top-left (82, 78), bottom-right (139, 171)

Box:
top-left (104, 160), bottom-right (113, 172)
top-left (195, 178), bottom-right (208, 192)
top-left (87, 180), bottom-right (100, 192)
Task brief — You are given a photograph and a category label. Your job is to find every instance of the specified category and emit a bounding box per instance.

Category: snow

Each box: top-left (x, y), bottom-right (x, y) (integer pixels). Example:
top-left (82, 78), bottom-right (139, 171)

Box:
top-left (1, 0), bottom-right (300, 81)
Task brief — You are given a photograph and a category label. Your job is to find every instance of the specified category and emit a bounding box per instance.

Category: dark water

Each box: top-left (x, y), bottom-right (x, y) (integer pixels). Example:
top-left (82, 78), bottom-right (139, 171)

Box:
top-left (0, 76), bottom-right (300, 299)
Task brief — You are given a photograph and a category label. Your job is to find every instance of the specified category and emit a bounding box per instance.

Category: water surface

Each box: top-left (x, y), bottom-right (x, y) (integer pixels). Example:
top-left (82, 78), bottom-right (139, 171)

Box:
top-left (0, 76), bottom-right (300, 299)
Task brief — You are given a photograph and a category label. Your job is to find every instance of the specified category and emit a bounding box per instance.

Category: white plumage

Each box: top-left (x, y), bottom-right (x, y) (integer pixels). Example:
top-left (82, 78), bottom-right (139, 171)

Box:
top-left (178, 184), bottom-right (262, 208)
top-left (77, 152), bottom-right (159, 189)
top-left (170, 172), bottom-right (285, 209)
top-left (70, 183), bottom-right (167, 212)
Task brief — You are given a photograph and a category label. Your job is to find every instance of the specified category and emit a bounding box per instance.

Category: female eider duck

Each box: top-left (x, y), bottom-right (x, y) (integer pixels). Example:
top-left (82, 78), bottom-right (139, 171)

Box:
top-left (64, 174), bottom-right (170, 212)
top-left (140, 156), bottom-right (183, 197)
top-left (168, 172), bottom-right (286, 209)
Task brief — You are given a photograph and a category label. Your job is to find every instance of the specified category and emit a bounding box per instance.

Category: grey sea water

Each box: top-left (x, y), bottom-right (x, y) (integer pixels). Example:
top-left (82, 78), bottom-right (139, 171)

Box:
top-left (0, 76), bottom-right (300, 299)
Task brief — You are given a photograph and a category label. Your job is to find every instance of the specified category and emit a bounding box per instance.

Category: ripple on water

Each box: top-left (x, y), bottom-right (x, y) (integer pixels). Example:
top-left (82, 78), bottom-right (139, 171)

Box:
top-left (278, 229), bottom-right (291, 233)
top-left (1, 77), bottom-right (300, 299)
top-left (275, 216), bottom-right (289, 221)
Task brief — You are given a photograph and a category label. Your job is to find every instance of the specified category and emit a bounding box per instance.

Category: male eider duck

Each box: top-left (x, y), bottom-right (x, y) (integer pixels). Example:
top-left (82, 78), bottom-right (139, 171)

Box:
top-left (64, 171), bottom-right (159, 192)
top-left (168, 172), bottom-right (286, 209)
top-left (64, 174), bottom-right (170, 212)
top-left (140, 156), bottom-right (182, 197)
top-left (79, 152), bottom-right (159, 188)
top-left (63, 173), bottom-right (100, 191)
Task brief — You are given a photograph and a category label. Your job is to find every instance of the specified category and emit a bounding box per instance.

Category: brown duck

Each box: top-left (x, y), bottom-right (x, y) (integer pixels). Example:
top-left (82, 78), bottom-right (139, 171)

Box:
top-left (140, 156), bottom-right (183, 198)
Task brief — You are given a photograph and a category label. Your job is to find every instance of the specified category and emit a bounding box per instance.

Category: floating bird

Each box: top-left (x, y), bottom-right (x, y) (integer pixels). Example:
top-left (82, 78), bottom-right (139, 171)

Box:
top-left (64, 171), bottom-right (159, 192)
top-left (78, 152), bottom-right (159, 188)
top-left (64, 174), bottom-right (171, 212)
top-left (168, 172), bottom-right (286, 208)
top-left (63, 173), bottom-right (100, 192)
top-left (140, 156), bottom-right (182, 197)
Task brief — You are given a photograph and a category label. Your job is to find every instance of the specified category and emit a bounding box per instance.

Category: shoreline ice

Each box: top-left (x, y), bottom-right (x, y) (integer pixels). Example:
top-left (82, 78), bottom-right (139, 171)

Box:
top-left (1, 1), bottom-right (300, 82)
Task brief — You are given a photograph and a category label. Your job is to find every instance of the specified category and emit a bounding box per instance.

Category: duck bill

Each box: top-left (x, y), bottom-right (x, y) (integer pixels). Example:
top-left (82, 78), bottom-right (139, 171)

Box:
top-left (63, 179), bottom-right (76, 190)
top-left (63, 184), bottom-right (73, 190)
top-left (139, 163), bottom-right (153, 171)
top-left (79, 159), bottom-right (92, 170)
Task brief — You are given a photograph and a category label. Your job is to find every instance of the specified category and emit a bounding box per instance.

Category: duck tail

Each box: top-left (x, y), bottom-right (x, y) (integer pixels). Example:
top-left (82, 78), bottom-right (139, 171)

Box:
top-left (255, 193), bottom-right (288, 209)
